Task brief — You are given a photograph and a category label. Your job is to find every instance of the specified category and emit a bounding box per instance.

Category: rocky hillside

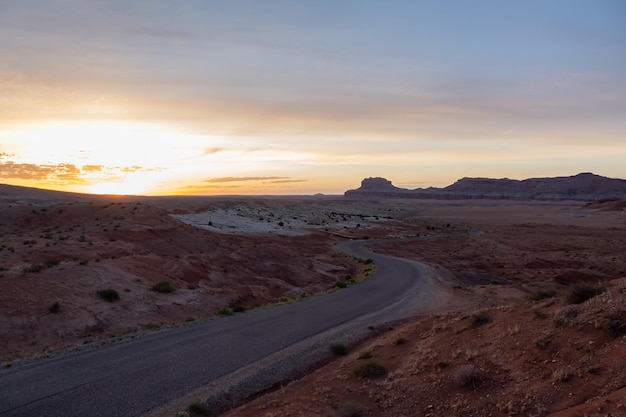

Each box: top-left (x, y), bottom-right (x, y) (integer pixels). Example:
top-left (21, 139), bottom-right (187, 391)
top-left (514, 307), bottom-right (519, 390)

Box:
top-left (345, 173), bottom-right (626, 201)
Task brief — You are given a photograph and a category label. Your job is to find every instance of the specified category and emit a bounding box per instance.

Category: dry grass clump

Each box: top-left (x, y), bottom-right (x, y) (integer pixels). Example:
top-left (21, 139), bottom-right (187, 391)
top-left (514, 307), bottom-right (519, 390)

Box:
top-left (452, 365), bottom-right (478, 389)
top-left (152, 280), bottom-right (176, 293)
top-left (552, 368), bottom-right (572, 383)
top-left (453, 365), bottom-right (479, 388)
top-left (564, 283), bottom-right (604, 305)
top-left (470, 310), bottom-right (490, 327)
top-left (339, 402), bottom-right (365, 417)
top-left (353, 360), bottom-right (387, 378)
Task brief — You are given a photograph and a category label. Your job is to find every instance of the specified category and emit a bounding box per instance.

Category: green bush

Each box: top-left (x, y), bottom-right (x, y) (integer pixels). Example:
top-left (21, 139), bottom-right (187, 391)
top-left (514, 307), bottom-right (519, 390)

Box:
top-left (394, 336), bottom-right (407, 345)
top-left (232, 305), bottom-right (246, 313)
top-left (335, 280), bottom-right (347, 288)
top-left (144, 323), bottom-right (161, 330)
top-left (217, 307), bottom-right (233, 316)
top-left (97, 288), bottom-right (120, 302)
top-left (354, 360), bottom-right (387, 378)
top-left (187, 401), bottom-right (211, 416)
top-left (330, 343), bottom-right (348, 356)
top-left (152, 280), bottom-right (176, 293)
top-left (565, 283), bottom-right (604, 304)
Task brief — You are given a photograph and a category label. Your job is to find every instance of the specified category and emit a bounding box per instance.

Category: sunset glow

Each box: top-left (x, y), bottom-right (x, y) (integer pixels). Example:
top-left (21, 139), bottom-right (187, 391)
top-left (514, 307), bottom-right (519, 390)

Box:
top-left (1, 1), bottom-right (625, 195)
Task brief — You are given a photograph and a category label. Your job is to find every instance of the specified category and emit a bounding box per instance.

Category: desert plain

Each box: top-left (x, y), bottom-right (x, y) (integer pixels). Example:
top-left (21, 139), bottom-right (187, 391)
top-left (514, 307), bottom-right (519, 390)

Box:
top-left (1, 185), bottom-right (625, 416)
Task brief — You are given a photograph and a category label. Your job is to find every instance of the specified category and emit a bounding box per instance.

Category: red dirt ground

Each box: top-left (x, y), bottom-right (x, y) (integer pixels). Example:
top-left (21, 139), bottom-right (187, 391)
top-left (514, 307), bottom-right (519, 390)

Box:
top-left (1, 192), bottom-right (625, 416)
top-left (219, 201), bottom-right (626, 417)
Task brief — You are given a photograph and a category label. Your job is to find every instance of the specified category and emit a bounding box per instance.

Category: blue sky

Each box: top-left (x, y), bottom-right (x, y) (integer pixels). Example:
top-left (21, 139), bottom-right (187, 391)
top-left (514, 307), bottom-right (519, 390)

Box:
top-left (0, 1), bottom-right (625, 194)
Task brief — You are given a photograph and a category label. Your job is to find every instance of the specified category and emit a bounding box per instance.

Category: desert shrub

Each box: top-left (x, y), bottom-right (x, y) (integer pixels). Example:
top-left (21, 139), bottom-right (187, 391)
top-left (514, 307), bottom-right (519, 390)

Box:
top-left (354, 360), bottom-right (387, 378)
top-left (144, 323), bottom-right (161, 330)
top-left (152, 280), bottom-right (176, 293)
top-left (453, 365), bottom-right (479, 388)
top-left (184, 316), bottom-right (196, 323)
top-left (97, 288), bottom-right (120, 302)
top-left (335, 280), bottom-right (347, 288)
top-left (394, 335), bottom-right (407, 345)
top-left (177, 412), bottom-right (190, 417)
top-left (232, 305), bottom-right (246, 313)
top-left (44, 259), bottom-right (60, 267)
top-left (564, 283), bottom-right (604, 305)
top-left (339, 402), bottom-right (365, 417)
top-left (330, 343), bottom-right (348, 356)
top-left (48, 301), bottom-right (61, 314)
top-left (187, 401), bottom-right (211, 416)
top-left (470, 311), bottom-right (490, 327)
top-left (552, 368), bottom-right (572, 383)
top-left (217, 307), bottom-right (233, 316)
top-left (23, 264), bottom-right (45, 273)
top-left (358, 351), bottom-right (373, 360)
top-left (601, 317), bottom-right (626, 337)
top-left (533, 334), bottom-right (550, 349)
top-left (529, 289), bottom-right (557, 301)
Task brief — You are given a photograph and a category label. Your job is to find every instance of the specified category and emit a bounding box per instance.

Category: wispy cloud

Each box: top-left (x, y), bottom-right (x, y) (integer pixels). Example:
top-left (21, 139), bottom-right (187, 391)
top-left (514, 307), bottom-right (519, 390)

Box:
top-left (204, 176), bottom-right (290, 183)
top-left (264, 179), bottom-right (308, 184)
top-left (0, 162), bottom-right (83, 184)
top-left (0, 159), bottom-right (160, 186)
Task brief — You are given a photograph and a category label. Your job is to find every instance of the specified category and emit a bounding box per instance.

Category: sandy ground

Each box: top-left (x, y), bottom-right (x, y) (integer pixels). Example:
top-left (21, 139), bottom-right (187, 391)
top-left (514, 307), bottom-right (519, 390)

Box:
top-left (1, 191), bottom-right (625, 416)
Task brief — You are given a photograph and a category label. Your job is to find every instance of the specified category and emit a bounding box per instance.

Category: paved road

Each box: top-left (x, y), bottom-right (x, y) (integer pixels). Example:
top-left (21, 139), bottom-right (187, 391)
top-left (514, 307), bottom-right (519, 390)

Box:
top-left (0, 240), bottom-right (441, 417)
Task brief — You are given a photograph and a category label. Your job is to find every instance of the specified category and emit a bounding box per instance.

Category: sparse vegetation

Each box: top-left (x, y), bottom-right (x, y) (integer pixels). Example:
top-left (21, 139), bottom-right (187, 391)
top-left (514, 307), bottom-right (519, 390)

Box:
top-left (96, 288), bottom-right (120, 302)
top-left (394, 335), bottom-right (407, 345)
top-left (187, 401), bottom-right (211, 416)
top-left (529, 289), bottom-right (557, 301)
top-left (23, 264), bottom-right (45, 273)
top-left (335, 280), bottom-right (347, 288)
top-left (152, 280), bottom-right (176, 293)
top-left (44, 259), bottom-right (60, 267)
top-left (184, 316), bottom-right (196, 323)
top-left (232, 305), bottom-right (246, 313)
top-left (217, 307), bottom-right (233, 316)
top-left (358, 350), bottom-right (373, 360)
top-left (354, 360), bottom-right (387, 378)
top-left (552, 368), bottom-right (572, 383)
top-left (48, 301), bottom-right (61, 314)
top-left (533, 334), bottom-right (550, 349)
top-left (564, 283), bottom-right (604, 304)
top-left (454, 365), bottom-right (479, 388)
top-left (330, 343), bottom-right (348, 356)
top-left (339, 402), bottom-right (365, 417)
top-left (470, 310), bottom-right (490, 327)
top-left (600, 316), bottom-right (626, 337)
top-left (144, 323), bottom-right (161, 330)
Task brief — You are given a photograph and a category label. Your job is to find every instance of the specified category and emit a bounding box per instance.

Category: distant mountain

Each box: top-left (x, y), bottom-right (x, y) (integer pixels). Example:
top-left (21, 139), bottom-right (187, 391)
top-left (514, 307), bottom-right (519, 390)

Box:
top-left (344, 173), bottom-right (626, 201)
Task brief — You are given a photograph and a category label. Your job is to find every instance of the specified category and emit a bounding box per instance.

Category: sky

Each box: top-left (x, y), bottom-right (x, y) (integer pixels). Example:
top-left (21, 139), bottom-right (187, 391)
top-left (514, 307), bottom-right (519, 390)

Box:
top-left (0, 1), bottom-right (625, 195)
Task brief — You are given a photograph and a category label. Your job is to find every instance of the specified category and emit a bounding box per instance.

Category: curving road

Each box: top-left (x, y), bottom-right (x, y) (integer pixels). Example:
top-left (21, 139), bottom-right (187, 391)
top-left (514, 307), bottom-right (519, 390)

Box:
top-left (0, 240), bottom-right (444, 417)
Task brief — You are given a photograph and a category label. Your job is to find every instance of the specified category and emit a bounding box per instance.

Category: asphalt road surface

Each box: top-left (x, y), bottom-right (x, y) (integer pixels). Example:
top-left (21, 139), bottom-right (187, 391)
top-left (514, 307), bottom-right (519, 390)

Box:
top-left (0, 240), bottom-right (442, 417)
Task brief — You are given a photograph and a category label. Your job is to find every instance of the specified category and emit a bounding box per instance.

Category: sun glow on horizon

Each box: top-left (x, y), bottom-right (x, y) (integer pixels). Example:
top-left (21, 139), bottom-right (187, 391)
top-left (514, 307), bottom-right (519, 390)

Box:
top-left (0, 120), bottom-right (229, 195)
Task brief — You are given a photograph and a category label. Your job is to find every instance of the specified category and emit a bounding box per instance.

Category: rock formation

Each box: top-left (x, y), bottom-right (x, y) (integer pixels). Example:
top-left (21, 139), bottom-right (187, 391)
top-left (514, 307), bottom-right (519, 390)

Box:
top-left (345, 173), bottom-right (626, 201)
